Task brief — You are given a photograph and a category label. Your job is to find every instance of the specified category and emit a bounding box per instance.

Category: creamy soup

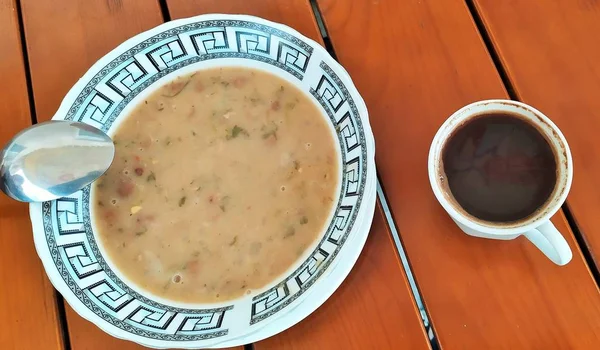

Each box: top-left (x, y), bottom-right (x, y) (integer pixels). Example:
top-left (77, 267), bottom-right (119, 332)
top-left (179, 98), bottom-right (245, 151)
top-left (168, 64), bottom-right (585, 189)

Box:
top-left (93, 67), bottom-right (339, 303)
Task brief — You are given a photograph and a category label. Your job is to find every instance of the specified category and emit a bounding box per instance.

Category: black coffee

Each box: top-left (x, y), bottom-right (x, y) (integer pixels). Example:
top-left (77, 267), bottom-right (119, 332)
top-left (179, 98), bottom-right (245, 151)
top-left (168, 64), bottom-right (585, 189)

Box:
top-left (442, 113), bottom-right (557, 222)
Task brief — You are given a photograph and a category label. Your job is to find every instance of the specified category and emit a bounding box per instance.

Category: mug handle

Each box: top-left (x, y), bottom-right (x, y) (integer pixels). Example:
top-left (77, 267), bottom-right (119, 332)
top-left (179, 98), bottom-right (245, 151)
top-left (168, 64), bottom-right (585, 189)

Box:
top-left (524, 221), bottom-right (572, 265)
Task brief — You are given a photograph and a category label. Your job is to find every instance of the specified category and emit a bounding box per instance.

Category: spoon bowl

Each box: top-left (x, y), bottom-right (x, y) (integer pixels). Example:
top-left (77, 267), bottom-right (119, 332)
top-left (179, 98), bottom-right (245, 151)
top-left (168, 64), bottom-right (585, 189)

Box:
top-left (0, 121), bottom-right (114, 202)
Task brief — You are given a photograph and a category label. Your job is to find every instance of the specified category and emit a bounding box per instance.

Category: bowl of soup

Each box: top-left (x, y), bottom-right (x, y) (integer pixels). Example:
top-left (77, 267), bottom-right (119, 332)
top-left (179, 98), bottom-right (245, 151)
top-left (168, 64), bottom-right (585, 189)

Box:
top-left (29, 14), bottom-right (375, 348)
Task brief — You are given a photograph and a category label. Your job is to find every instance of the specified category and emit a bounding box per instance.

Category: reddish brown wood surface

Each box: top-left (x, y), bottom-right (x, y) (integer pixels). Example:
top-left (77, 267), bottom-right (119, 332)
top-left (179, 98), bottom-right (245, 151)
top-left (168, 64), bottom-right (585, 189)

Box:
top-left (471, 0), bottom-right (600, 270)
top-left (0, 1), bottom-right (65, 348)
top-left (167, 0), bottom-right (430, 349)
top-left (318, 0), bottom-right (600, 348)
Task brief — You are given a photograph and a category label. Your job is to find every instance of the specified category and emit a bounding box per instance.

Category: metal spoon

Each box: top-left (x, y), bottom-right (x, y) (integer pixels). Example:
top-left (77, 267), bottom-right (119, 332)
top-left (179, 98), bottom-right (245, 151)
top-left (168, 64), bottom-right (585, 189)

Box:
top-left (0, 121), bottom-right (115, 202)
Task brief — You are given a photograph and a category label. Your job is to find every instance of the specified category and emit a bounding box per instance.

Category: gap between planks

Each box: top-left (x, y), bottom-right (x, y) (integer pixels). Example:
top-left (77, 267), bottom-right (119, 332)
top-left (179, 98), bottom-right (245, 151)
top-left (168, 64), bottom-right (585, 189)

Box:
top-left (309, 0), bottom-right (440, 348)
top-left (14, 0), bottom-right (72, 349)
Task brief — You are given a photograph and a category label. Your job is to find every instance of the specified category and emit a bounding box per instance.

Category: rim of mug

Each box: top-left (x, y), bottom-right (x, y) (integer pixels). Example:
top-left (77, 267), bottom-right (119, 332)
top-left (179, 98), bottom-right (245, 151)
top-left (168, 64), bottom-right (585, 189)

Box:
top-left (428, 99), bottom-right (573, 235)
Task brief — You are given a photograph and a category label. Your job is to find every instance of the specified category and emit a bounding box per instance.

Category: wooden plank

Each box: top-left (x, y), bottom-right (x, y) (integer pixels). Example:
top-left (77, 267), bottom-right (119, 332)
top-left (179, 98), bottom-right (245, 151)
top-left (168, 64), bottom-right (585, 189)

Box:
top-left (0, 0), bottom-right (65, 349)
top-left (167, 1), bottom-right (430, 349)
top-left (318, 0), bottom-right (600, 348)
top-left (471, 0), bottom-right (600, 269)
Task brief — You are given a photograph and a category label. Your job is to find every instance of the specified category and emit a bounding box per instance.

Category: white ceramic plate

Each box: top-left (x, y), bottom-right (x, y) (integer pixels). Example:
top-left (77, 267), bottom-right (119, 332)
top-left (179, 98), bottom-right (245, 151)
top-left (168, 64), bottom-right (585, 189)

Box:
top-left (29, 14), bottom-right (375, 348)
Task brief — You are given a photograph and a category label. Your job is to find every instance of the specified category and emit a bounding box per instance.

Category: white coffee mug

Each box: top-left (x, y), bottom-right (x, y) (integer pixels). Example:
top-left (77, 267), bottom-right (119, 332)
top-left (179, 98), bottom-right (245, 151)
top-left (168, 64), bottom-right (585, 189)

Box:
top-left (428, 100), bottom-right (573, 265)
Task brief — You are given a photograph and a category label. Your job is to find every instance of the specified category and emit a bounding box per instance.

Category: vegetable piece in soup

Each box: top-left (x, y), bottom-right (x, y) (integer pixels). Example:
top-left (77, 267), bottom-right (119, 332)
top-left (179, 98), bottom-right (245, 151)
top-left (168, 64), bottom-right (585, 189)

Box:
top-left (93, 67), bottom-right (339, 303)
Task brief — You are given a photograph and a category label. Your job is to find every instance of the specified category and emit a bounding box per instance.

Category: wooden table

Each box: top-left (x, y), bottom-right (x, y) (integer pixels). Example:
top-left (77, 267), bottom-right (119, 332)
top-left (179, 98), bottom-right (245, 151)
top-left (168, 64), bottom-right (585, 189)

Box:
top-left (2, 0), bottom-right (600, 348)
